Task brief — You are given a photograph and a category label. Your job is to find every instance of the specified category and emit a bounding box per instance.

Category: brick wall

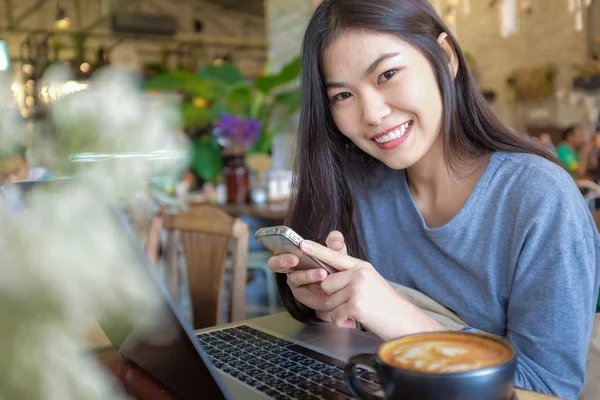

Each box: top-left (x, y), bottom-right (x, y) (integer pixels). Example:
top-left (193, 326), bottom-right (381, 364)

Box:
top-left (452, 0), bottom-right (590, 132)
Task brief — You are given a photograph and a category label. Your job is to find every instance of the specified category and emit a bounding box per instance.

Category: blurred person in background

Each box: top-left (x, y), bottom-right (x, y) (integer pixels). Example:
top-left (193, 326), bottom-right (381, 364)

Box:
top-left (537, 133), bottom-right (556, 156)
top-left (0, 144), bottom-right (51, 186)
top-left (557, 124), bottom-right (597, 178)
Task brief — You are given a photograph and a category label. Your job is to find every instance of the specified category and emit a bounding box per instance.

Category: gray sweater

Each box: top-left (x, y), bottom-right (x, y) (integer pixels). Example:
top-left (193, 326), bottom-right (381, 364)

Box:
top-left (355, 151), bottom-right (600, 399)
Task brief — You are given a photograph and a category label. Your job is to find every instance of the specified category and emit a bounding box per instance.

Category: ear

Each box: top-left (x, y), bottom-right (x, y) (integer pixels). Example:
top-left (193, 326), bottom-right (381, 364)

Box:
top-left (437, 32), bottom-right (458, 79)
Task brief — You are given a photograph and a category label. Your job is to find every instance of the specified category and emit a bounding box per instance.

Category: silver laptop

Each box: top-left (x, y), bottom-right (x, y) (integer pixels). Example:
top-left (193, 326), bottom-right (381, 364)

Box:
top-left (101, 194), bottom-right (383, 400)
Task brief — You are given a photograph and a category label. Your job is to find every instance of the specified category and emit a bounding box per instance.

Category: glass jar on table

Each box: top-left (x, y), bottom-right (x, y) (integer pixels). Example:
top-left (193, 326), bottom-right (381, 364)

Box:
top-left (222, 154), bottom-right (250, 205)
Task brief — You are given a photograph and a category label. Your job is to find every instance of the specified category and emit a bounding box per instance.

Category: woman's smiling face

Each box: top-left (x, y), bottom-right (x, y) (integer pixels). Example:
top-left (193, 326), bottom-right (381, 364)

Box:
top-left (322, 29), bottom-right (446, 170)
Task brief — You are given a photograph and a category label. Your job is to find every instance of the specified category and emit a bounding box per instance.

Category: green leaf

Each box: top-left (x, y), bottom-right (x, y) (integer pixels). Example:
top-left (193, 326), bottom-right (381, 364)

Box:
top-left (224, 82), bottom-right (253, 116)
top-left (254, 56), bottom-right (301, 94)
top-left (190, 136), bottom-right (223, 183)
top-left (197, 62), bottom-right (246, 86)
top-left (250, 90), bottom-right (266, 120)
top-left (247, 124), bottom-right (276, 154)
top-left (144, 71), bottom-right (216, 99)
top-left (181, 103), bottom-right (216, 128)
top-left (273, 88), bottom-right (301, 114)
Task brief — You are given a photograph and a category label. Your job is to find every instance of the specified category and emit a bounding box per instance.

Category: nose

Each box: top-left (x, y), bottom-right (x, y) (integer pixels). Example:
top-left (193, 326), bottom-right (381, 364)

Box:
top-left (361, 90), bottom-right (391, 126)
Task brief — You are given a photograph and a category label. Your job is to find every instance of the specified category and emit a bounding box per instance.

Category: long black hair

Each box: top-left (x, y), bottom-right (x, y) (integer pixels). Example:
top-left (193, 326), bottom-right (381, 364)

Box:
top-left (279, 0), bottom-right (557, 323)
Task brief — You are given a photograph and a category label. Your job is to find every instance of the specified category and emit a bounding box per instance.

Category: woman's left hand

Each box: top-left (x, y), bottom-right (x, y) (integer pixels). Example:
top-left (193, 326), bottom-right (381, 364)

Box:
top-left (300, 239), bottom-right (445, 340)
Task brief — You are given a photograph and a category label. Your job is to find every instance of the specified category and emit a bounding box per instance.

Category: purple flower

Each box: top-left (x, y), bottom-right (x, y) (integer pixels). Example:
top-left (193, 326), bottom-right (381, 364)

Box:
top-left (213, 115), bottom-right (261, 149)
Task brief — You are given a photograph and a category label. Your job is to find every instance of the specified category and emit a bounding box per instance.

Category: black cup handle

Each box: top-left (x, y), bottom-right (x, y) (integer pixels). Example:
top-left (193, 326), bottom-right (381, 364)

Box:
top-left (344, 353), bottom-right (381, 400)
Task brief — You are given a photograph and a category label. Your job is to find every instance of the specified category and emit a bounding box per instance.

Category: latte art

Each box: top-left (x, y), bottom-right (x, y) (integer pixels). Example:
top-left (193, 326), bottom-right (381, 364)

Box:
top-left (379, 333), bottom-right (513, 374)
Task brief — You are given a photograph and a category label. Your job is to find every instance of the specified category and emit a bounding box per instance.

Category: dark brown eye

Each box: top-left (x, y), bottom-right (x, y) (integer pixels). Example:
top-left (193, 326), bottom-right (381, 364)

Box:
top-left (332, 92), bottom-right (352, 102)
top-left (377, 69), bottom-right (397, 84)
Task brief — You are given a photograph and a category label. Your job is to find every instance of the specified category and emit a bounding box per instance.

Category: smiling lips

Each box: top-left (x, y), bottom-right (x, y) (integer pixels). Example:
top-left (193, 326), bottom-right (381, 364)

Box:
top-left (371, 120), bottom-right (413, 149)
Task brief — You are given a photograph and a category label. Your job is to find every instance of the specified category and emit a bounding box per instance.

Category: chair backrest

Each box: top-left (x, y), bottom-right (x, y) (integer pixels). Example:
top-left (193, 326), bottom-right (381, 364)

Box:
top-left (594, 211), bottom-right (600, 233)
top-left (161, 204), bottom-right (249, 330)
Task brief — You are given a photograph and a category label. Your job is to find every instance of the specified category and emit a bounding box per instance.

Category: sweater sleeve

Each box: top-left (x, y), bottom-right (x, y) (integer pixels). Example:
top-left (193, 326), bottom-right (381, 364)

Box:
top-left (506, 235), bottom-right (598, 399)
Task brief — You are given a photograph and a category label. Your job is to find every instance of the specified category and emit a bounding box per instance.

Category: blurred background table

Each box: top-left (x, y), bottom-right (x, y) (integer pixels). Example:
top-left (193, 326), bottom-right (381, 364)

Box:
top-left (217, 202), bottom-right (288, 220)
top-left (186, 195), bottom-right (289, 221)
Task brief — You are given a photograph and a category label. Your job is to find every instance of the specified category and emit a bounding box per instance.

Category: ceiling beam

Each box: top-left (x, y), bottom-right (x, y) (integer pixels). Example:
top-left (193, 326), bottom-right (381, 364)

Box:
top-left (80, 0), bottom-right (138, 33)
top-left (4, 28), bottom-right (267, 49)
top-left (11, 0), bottom-right (49, 29)
top-left (4, 0), bottom-right (13, 28)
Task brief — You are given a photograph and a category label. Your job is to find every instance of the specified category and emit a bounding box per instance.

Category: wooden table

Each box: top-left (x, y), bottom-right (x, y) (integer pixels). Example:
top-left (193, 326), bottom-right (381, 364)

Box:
top-left (89, 324), bottom-right (558, 400)
top-left (187, 196), bottom-right (289, 220)
top-left (218, 202), bottom-right (289, 220)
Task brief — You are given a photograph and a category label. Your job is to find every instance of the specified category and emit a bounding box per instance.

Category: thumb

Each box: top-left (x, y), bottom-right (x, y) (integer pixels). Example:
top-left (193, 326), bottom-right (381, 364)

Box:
top-left (326, 230), bottom-right (347, 255)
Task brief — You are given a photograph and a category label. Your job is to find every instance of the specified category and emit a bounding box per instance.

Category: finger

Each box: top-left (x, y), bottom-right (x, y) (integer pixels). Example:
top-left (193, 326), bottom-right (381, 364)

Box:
top-left (323, 285), bottom-right (352, 310)
top-left (330, 303), bottom-right (356, 329)
top-left (300, 240), bottom-right (366, 271)
top-left (267, 254), bottom-right (299, 273)
top-left (326, 230), bottom-right (347, 254)
top-left (287, 268), bottom-right (328, 289)
top-left (320, 270), bottom-right (355, 296)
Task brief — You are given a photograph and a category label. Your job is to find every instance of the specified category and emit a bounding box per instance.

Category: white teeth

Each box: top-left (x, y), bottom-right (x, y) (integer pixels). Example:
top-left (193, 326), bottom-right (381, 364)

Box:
top-left (374, 121), bottom-right (412, 144)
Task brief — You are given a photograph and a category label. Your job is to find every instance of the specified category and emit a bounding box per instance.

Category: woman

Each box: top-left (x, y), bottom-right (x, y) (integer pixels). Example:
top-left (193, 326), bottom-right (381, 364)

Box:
top-left (267, 0), bottom-right (600, 398)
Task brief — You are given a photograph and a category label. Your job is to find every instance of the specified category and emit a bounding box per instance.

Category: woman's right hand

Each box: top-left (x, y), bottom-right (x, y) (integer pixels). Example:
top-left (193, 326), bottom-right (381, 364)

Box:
top-left (267, 231), bottom-right (347, 315)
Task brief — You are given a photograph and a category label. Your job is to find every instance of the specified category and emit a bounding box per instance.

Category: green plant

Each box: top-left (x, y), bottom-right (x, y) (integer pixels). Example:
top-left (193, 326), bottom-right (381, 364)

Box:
top-left (198, 56), bottom-right (301, 154)
top-left (141, 57), bottom-right (302, 184)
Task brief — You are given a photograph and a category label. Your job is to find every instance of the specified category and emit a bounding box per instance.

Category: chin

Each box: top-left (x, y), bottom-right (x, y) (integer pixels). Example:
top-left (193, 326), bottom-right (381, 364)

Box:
top-left (369, 149), bottom-right (420, 170)
top-left (382, 158), bottom-right (414, 170)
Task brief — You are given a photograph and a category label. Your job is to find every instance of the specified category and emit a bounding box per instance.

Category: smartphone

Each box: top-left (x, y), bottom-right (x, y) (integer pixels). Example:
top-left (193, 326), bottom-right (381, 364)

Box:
top-left (255, 226), bottom-right (336, 274)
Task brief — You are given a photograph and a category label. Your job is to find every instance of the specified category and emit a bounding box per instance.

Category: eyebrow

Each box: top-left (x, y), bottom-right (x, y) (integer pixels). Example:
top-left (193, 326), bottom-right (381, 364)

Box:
top-left (325, 52), bottom-right (400, 89)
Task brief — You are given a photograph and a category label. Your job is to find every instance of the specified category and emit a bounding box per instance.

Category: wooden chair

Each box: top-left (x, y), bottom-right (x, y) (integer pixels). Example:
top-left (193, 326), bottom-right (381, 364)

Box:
top-left (158, 204), bottom-right (249, 330)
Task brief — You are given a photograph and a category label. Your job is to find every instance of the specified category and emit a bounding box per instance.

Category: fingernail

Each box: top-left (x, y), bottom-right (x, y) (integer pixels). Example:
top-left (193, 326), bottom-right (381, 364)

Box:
top-left (286, 256), bottom-right (297, 266)
top-left (315, 269), bottom-right (326, 279)
top-left (302, 240), bottom-right (313, 251)
top-left (330, 240), bottom-right (344, 251)
top-left (342, 319), bottom-right (355, 328)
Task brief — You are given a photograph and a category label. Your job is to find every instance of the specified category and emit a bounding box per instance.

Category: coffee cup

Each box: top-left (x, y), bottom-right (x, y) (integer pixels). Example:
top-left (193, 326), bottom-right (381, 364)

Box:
top-left (344, 331), bottom-right (516, 400)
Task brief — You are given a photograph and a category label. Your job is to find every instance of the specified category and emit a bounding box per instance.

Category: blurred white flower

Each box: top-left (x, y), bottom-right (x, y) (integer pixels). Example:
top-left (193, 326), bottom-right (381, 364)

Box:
top-left (0, 65), bottom-right (187, 399)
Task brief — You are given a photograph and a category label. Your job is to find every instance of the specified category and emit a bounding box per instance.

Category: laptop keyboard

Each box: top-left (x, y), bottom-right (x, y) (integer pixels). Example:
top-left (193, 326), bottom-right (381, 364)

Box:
top-left (196, 325), bottom-right (380, 400)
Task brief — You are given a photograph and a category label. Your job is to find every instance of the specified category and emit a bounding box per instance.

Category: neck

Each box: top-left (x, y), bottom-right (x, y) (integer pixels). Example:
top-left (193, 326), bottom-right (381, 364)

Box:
top-left (406, 137), bottom-right (488, 200)
top-left (405, 137), bottom-right (452, 198)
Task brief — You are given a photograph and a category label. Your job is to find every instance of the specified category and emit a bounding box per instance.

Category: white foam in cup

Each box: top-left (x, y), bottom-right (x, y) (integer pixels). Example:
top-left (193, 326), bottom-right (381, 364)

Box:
top-left (379, 332), bottom-right (513, 374)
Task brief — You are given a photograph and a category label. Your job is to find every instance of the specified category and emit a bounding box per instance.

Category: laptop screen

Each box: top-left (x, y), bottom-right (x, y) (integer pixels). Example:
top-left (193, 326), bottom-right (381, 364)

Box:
top-left (108, 204), bottom-right (229, 400)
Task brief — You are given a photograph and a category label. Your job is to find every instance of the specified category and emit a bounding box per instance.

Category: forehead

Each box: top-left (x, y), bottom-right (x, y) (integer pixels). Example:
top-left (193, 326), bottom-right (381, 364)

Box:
top-left (322, 30), bottom-right (412, 79)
